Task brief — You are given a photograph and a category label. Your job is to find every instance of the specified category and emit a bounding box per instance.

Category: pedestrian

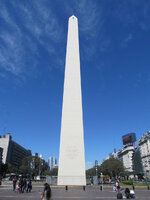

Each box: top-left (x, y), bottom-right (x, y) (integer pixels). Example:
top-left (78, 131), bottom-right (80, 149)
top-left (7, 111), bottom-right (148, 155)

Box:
top-left (26, 179), bottom-right (32, 192)
top-left (16, 182), bottom-right (20, 193)
top-left (125, 188), bottom-right (130, 199)
top-left (12, 176), bottom-right (17, 191)
top-left (41, 183), bottom-right (52, 200)
top-left (116, 180), bottom-right (120, 192)
top-left (113, 184), bottom-right (116, 191)
top-left (130, 189), bottom-right (135, 199)
top-left (40, 192), bottom-right (44, 200)
top-left (19, 177), bottom-right (23, 193)
top-left (23, 178), bottom-right (27, 192)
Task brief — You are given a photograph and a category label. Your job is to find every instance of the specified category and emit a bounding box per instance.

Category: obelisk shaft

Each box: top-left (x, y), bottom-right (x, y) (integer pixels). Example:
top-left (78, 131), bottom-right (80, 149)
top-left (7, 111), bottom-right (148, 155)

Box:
top-left (57, 16), bottom-right (86, 186)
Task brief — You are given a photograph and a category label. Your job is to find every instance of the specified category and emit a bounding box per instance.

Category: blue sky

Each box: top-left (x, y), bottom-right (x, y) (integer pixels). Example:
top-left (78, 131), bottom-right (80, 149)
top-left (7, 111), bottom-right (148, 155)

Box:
top-left (0, 0), bottom-right (150, 168)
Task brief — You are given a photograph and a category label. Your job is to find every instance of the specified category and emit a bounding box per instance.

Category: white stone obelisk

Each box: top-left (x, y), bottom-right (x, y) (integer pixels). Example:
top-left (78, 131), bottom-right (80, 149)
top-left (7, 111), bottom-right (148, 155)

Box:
top-left (57, 16), bottom-right (86, 186)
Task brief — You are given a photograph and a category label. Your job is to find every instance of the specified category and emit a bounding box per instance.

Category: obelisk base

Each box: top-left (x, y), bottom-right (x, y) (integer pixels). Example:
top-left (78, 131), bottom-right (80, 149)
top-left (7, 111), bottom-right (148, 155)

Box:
top-left (58, 176), bottom-right (86, 186)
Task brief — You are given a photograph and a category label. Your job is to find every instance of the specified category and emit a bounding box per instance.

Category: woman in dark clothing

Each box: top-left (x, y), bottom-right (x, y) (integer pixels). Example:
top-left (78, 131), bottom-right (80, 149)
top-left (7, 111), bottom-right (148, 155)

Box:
top-left (26, 179), bottom-right (32, 192)
top-left (125, 188), bottom-right (130, 199)
top-left (42, 183), bottom-right (52, 200)
top-left (23, 178), bottom-right (27, 192)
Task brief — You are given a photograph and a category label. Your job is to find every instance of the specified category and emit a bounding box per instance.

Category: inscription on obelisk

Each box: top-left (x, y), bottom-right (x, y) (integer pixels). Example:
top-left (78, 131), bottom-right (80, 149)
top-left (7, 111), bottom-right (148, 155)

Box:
top-left (57, 16), bottom-right (86, 186)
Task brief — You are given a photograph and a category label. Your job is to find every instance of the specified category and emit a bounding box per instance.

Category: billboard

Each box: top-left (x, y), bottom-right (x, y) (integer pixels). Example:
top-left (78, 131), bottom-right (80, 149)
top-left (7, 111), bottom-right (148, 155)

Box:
top-left (122, 133), bottom-right (136, 145)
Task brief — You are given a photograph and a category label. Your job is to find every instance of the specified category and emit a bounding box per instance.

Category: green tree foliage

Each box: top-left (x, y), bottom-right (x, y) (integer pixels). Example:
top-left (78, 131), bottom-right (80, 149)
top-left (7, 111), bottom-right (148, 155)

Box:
top-left (100, 157), bottom-right (124, 178)
top-left (19, 156), bottom-right (49, 177)
top-left (7, 163), bottom-right (19, 174)
top-left (48, 167), bottom-right (58, 176)
top-left (86, 167), bottom-right (96, 177)
top-left (122, 180), bottom-right (133, 185)
top-left (133, 148), bottom-right (144, 175)
top-left (0, 163), bottom-right (8, 176)
top-left (86, 165), bottom-right (101, 177)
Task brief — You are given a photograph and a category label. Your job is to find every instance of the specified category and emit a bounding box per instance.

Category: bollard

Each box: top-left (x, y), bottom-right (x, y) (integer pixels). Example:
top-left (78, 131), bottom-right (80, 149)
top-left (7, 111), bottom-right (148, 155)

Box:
top-left (66, 186), bottom-right (68, 191)
top-left (133, 185), bottom-right (135, 190)
top-left (83, 186), bottom-right (85, 191)
top-left (100, 185), bottom-right (103, 191)
top-left (148, 185), bottom-right (150, 190)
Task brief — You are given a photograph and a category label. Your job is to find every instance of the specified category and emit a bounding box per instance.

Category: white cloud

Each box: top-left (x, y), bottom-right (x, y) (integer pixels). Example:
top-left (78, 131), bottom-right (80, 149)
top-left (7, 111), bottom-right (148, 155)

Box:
top-left (0, 1), bottom-right (63, 77)
top-left (75, 0), bottom-right (101, 36)
top-left (64, 0), bottom-right (103, 38)
top-left (64, 0), bottom-right (105, 61)
top-left (0, 4), bottom-right (33, 76)
top-left (0, 4), bottom-right (24, 75)
top-left (11, 1), bottom-right (62, 53)
top-left (64, 0), bottom-right (110, 61)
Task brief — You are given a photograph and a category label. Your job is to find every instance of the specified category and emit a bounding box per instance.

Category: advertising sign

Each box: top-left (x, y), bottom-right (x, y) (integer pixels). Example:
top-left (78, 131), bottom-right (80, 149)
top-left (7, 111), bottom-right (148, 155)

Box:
top-left (122, 133), bottom-right (136, 145)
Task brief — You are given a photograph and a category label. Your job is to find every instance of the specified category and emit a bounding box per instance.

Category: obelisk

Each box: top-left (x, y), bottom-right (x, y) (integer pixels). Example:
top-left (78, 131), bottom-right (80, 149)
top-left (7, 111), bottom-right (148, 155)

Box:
top-left (57, 16), bottom-right (86, 186)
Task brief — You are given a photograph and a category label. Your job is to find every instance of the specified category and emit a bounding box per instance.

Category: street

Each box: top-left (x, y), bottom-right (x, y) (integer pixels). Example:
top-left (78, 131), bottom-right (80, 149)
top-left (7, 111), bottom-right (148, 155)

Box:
top-left (0, 186), bottom-right (150, 199)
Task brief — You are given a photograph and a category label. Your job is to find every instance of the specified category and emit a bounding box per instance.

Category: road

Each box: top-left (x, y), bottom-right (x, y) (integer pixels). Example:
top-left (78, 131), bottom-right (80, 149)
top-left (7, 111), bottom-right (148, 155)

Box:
top-left (0, 186), bottom-right (150, 199)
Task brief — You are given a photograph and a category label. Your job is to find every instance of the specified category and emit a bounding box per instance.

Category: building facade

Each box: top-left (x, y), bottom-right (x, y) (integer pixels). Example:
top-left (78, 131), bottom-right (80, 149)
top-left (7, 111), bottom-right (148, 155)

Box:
top-left (0, 147), bottom-right (3, 166)
top-left (0, 133), bottom-right (31, 168)
top-left (0, 134), bottom-right (10, 164)
top-left (139, 131), bottom-right (150, 177)
top-left (106, 146), bottom-right (135, 175)
top-left (118, 145), bottom-right (135, 174)
top-left (105, 149), bottom-right (120, 160)
top-left (49, 156), bottom-right (57, 170)
top-left (105, 131), bottom-right (150, 178)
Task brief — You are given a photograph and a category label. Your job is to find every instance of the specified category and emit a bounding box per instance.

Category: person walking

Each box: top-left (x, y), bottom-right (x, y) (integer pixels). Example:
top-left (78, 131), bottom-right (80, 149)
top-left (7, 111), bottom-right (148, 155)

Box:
top-left (19, 177), bottom-right (23, 193)
top-left (12, 176), bottom-right (17, 191)
top-left (23, 178), bottom-right (27, 192)
top-left (26, 179), bottom-right (32, 192)
top-left (125, 188), bottom-right (130, 199)
top-left (116, 180), bottom-right (120, 192)
top-left (41, 183), bottom-right (52, 200)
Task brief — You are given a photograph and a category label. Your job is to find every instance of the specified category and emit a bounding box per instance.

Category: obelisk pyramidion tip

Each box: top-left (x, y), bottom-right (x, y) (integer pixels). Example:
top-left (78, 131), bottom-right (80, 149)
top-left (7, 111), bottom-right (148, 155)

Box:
top-left (70, 15), bottom-right (77, 20)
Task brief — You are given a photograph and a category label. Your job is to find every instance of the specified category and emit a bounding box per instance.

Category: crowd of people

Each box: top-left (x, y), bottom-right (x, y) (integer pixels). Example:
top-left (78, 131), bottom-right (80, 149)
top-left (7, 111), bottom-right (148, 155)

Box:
top-left (12, 176), bottom-right (32, 193)
top-left (12, 176), bottom-right (136, 199)
top-left (113, 179), bottom-right (135, 199)
top-left (13, 176), bottom-right (52, 199)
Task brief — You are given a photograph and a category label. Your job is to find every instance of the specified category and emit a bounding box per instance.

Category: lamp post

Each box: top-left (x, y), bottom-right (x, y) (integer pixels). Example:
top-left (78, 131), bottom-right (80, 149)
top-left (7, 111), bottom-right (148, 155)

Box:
top-left (39, 154), bottom-right (43, 177)
top-left (96, 168), bottom-right (98, 177)
top-left (95, 160), bottom-right (98, 176)
top-left (30, 159), bottom-right (33, 179)
top-left (100, 172), bottom-right (103, 190)
top-left (95, 160), bottom-right (98, 185)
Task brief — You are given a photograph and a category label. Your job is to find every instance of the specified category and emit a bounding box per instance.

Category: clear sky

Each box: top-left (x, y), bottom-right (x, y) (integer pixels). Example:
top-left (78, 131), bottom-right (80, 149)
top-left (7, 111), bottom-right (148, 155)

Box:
top-left (0, 0), bottom-right (150, 169)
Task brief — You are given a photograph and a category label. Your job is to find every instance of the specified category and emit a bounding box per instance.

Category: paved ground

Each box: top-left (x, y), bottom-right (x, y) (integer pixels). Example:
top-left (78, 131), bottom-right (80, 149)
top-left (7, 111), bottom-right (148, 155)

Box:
top-left (0, 186), bottom-right (150, 199)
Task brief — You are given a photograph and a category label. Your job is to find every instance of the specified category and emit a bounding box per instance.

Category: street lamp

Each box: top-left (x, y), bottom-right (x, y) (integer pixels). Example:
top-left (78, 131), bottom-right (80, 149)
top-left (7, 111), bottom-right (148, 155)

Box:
top-left (100, 172), bottom-right (103, 190)
top-left (94, 160), bottom-right (98, 185)
top-left (96, 168), bottom-right (98, 177)
top-left (95, 160), bottom-right (98, 177)
top-left (39, 154), bottom-right (43, 177)
top-left (100, 173), bottom-right (103, 183)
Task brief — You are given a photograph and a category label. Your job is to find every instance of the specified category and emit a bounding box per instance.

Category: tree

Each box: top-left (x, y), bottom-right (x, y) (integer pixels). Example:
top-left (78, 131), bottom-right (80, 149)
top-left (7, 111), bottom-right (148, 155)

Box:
top-left (100, 157), bottom-right (124, 178)
top-left (133, 148), bottom-right (144, 176)
top-left (86, 165), bottom-right (101, 177)
top-left (86, 167), bottom-right (96, 177)
top-left (0, 163), bottom-right (8, 177)
top-left (19, 156), bottom-right (49, 177)
top-left (7, 163), bottom-right (19, 174)
top-left (48, 167), bottom-right (58, 176)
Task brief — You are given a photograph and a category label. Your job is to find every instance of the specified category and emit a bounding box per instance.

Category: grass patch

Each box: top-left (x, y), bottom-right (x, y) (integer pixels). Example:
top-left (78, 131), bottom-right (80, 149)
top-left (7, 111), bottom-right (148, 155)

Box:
top-left (122, 180), bottom-right (133, 185)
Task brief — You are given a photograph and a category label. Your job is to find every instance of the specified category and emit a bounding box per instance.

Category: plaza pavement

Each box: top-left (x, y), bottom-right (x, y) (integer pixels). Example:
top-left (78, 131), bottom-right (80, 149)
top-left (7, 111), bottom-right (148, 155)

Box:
top-left (0, 185), bottom-right (150, 200)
